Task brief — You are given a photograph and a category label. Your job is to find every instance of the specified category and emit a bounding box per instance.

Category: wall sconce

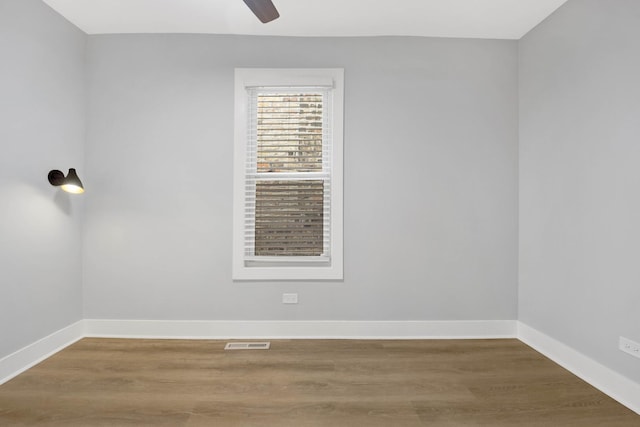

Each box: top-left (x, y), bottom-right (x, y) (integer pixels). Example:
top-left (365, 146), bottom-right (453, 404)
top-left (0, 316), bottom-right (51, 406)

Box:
top-left (48, 168), bottom-right (84, 194)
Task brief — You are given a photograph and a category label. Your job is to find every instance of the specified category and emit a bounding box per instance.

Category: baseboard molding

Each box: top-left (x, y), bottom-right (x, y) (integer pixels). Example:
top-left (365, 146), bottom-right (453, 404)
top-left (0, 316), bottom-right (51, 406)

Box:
top-left (5, 319), bottom-right (637, 416)
top-left (0, 319), bottom-right (515, 385)
top-left (84, 319), bottom-right (518, 340)
top-left (518, 322), bottom-right (640, 415)
top-left (0, 320), bottom-right (84, 385)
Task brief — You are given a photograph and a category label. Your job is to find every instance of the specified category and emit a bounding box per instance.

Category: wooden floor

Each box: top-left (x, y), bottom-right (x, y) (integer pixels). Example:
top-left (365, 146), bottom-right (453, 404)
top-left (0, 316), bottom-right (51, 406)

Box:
top-left (0, 339), bottom-right (637, 426)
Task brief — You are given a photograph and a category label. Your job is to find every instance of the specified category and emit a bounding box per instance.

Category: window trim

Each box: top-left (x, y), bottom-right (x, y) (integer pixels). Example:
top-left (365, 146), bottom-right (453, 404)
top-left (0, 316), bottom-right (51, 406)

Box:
top-left (232, 68), bottom-right (344, 281)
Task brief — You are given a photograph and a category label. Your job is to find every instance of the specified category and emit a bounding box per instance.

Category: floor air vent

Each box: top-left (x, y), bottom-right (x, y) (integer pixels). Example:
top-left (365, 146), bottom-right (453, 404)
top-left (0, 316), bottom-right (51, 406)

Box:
top-left (224, 342), bottom-right (271, 350)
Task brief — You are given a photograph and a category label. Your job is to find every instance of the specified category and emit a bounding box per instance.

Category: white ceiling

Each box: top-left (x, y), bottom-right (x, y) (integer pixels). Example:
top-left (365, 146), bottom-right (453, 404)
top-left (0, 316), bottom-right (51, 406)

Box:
top-left (43, 0), bottom-right (568, 39)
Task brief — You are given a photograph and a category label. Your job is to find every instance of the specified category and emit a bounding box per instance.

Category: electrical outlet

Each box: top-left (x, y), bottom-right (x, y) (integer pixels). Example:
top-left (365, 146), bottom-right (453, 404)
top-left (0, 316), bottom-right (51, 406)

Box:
top-left (282, 293), bottom-right (298, 304)
top-left (619, 337), bottom-right (640, 359)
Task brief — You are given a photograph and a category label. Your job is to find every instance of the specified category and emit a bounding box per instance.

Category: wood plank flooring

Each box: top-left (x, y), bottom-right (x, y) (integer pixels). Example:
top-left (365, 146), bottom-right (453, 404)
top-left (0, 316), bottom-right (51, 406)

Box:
top-left (0, 338), bottom-right (638, 426)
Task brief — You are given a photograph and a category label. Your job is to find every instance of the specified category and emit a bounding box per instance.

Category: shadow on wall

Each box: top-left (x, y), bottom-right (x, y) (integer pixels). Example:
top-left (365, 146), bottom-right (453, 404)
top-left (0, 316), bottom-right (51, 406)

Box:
top-left (53, 189), bottom-right (72, 216)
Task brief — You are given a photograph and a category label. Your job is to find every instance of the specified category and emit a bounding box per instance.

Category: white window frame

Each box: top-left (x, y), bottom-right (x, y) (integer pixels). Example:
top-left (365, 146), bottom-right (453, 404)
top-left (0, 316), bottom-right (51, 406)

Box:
top-left (233, 68), bottom-right (344, 281)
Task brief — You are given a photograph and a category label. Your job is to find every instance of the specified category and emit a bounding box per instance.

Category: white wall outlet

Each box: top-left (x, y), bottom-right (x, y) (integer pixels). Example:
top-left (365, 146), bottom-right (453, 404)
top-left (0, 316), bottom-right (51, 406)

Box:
top-left (282, 293), bottom-right (298, 304)
top-left (619, 337), bottom-right (640, 359)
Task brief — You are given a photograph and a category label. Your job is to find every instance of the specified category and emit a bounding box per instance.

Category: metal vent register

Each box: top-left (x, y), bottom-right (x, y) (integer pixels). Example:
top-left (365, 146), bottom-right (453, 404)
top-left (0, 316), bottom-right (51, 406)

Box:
top-left (224, 342), bottom-right (271, 350)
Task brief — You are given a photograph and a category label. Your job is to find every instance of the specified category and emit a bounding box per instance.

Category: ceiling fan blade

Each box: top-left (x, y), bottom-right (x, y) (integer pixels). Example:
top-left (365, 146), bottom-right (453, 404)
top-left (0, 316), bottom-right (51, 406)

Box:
top-left (243, 0), bottom-right (280, 23)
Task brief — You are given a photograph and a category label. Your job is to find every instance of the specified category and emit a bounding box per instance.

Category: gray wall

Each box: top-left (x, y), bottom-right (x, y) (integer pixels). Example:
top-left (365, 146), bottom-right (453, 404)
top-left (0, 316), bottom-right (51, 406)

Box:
top-left (0, 0), bottom-right (85, 358)
top-left (519, 0), bottom-right (640, 383)
top-left (83, 35), bottom-right (519, 321)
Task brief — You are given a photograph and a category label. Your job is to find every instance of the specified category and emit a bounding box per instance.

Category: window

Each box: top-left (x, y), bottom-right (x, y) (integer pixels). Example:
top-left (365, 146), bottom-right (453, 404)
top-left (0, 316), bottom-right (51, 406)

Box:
top-left (233, 69), bottom-right (344, 280)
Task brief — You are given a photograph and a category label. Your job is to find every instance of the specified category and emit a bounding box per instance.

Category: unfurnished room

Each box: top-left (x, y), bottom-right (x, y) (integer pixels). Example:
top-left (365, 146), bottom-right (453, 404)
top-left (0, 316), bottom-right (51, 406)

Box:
top-left (0, 0), bottom-right (639, 425)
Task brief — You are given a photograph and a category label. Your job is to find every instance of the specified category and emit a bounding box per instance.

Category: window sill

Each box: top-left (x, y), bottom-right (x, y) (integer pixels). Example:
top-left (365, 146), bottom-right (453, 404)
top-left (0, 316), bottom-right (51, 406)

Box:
top-left (232, 259), bottom-right (342, 281)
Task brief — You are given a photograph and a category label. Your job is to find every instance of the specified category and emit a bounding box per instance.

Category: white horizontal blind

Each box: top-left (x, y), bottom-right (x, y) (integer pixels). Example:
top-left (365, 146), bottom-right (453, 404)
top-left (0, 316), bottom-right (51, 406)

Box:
top-left (244, 87), bottom-right (332, 262)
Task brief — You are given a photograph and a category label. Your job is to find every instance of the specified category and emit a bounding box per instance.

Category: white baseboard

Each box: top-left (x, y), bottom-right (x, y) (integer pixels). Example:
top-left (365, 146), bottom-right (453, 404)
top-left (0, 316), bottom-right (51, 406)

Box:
top-left (4, 319), bottom-right (637, 416)
top-left (83, 319), bottom-right (518, 340)
top-left (518, 322), bottom-right (640, 415)
top-left (0, 320), bottom-right (84, 385)
top-left (0, 319), bottom-right (515, 385)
